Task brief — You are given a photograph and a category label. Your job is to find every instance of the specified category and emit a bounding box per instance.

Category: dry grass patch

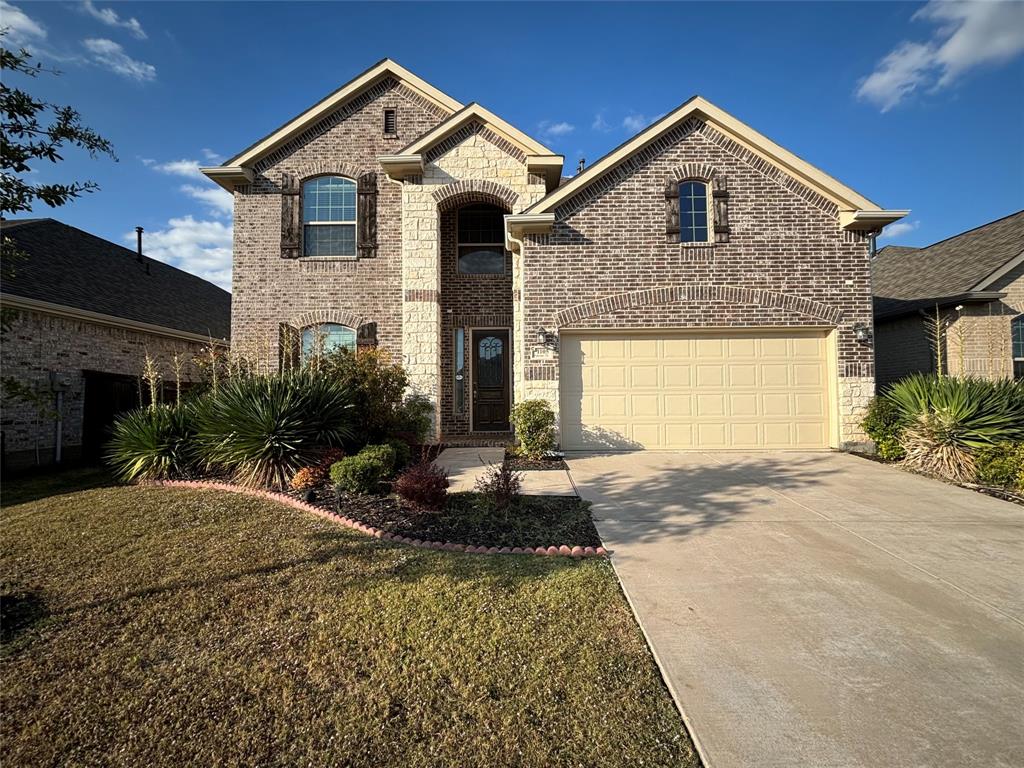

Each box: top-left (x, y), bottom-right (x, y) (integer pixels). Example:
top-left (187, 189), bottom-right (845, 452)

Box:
top-left (1, 472), bottom-right (696, 768)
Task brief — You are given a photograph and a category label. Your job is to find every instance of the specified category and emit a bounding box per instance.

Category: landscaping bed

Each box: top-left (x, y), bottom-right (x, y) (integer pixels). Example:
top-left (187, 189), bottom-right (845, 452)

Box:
top-left (0, 474), bottom-right (696, 768)
top-left (303, 488), bottom-right (600, 549)
top-left (504, 452), bottom-right (569, 472)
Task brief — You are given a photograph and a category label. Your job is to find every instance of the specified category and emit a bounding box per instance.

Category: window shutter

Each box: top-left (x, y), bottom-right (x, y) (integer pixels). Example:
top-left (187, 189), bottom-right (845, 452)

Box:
top-left (279, 323), bottom-right (301, 371)
top-left (712, 175), bottom-right (730, 243)
top-left (357, 322), bottom-right (378, 349)
top-left (357, 172), bottom-right (378, 258)
top-left (664, 180), bottom-right (680, 243)
top-left (281, 172), bottom-right (301, 258)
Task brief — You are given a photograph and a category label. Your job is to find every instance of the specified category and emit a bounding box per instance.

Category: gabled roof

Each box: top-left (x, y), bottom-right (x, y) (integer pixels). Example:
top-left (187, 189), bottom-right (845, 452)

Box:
top-left (520, 95), bottom-right (906, 229)
top-left (398, 102), bottom-right (554, 157)
top-left (1, 219), bottom-right (231, 339)
top-left (379, 102), bottom-right (564, 191)
top-left (204, 59), bottom-right (463, 183)
top-left (872, 210), bottom-right (1024, 319)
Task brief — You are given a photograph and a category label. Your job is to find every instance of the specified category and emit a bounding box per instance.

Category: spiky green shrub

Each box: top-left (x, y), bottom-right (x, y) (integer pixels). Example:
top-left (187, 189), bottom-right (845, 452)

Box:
top-left (885, 374), bottom-right (1024, 482)
top-left (197, 370), bottom-right (354, 489)
top-left (861, 396), bottom-right (905, 461)
top-left (106, 403), bottom-right (199, 482)
top-left (974, 442), bottom-right (1024, 489)
top-left (510, 399), bottom-right (556, 460)
top-left (329, 444), bottom-right (396, 495)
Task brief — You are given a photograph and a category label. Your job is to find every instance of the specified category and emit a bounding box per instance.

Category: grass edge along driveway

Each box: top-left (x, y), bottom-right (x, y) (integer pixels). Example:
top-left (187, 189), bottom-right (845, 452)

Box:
top-left (1, 474), bottom-right (697, 768)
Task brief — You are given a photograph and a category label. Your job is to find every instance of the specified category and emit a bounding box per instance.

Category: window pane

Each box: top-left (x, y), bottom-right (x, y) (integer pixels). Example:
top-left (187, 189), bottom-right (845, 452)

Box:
top-left (458, 245), bottom-right (505, 274)
top-left (303, 176), bottom-right (356, 223)
top-left (1013, 316), bottom-right (1024, 359)
top-left (454, 328), bottom-right (465, 413)
top-left (679, 180), bottom-right (709, 243)
top-left (477, 336), bottom-right (504, 387)
top-left (301, 323), bottom-right (356, 361)
top-left (458, 204), bottom-right (504, 244)
top-left (304, 224), bottom-right (356, 257)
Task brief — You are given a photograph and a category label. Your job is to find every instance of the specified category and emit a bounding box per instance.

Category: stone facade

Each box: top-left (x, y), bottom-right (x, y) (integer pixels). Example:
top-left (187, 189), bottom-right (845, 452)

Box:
top-left (1, 308), bottom-right (205, 470)
top-left (519, 118), bottom-right (876, 446)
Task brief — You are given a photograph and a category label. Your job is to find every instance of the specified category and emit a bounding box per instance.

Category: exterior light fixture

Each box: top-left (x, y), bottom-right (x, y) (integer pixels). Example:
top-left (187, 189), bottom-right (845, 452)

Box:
top-left (537, 327), bottom-right (557, 348)
top-left (853, 323), bottom-right (873, 344)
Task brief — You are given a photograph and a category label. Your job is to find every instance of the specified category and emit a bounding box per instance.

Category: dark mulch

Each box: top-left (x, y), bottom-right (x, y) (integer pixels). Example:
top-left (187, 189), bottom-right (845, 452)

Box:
top-left (504, 452), bottom-right (569, 472)
top-left (297, 486), bottom-right (600, 549)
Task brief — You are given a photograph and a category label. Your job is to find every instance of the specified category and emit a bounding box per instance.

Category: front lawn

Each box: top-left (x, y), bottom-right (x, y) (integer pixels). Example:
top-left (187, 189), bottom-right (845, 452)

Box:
top-left (0, 474), bottom-right (695, 767)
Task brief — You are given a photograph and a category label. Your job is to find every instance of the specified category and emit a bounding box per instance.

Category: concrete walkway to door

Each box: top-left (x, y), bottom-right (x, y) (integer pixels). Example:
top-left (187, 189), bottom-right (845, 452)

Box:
top-left (566, 451), bottom-right (1024, 768)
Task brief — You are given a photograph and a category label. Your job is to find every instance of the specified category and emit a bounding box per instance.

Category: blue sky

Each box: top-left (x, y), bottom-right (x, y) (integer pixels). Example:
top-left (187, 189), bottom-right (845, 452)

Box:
top-left (4, 0), bottom-right (1023, 291)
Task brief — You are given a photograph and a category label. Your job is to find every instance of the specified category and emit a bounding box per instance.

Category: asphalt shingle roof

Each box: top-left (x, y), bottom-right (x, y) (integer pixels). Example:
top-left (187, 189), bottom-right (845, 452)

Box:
top-left (1, 218), bottom-right (230, 339)
top-left (872, 211), bottom-right (1024, 319)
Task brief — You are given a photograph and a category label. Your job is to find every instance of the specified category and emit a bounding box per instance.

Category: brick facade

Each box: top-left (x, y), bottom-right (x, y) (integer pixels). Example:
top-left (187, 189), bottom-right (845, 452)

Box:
top-left (519, 118), bottom-right (876, 446)
top-left (875, 263), bottom-right (1024, 387)
top-left (230, 78), bottom-right (449, 366)
top-left (1, 308), bottom-right (205, 470)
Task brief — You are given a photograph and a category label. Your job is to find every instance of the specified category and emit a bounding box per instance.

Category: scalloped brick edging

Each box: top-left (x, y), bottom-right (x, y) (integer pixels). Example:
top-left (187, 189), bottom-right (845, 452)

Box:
top-left (146, 480), bottom-right (609, 559)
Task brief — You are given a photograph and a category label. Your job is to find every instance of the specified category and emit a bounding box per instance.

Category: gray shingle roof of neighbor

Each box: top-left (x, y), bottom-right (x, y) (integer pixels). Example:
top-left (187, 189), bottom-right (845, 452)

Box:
top-left (872, 210), bottom-right (1024, 318)
top-left (1, 218), bottom-right (231, 339)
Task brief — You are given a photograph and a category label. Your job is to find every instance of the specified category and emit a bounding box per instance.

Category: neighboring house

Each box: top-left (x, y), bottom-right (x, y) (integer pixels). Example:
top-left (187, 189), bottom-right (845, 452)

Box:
top-left (873, 211), bottom-right (1024, 388)
top-left (203, 59), bottom-right (905, 451)
top-left (0, 219), bottom-right (230, 470)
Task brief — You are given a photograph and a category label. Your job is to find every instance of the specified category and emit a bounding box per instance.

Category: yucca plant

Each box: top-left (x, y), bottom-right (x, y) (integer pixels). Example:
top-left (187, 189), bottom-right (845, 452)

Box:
top-left (106, 402), bottom-right (199, 482)
top-left (196, 370), bottom-right (354, 489)
top-left (885, 374), bottom-right (1024, 482)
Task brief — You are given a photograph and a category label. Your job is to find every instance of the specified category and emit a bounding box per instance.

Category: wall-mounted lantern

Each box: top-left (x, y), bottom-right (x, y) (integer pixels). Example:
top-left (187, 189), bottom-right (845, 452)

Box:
top-left (853, 323), bottom-right (873, 345)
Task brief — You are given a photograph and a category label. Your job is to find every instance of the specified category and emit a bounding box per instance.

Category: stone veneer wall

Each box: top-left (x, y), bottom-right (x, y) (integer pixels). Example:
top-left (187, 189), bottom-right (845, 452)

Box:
top-left (230, 78), bottom-right (449, 366)
top-left (399, 126), bottom-right (547, 438)
top-left (1, 308), bottom-right (204, 469)
top-left (520, 117), bottom-right (877, 447)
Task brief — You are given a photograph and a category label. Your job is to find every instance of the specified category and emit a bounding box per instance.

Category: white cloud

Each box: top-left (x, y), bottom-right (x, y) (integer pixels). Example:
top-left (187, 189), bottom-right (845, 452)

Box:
top-left (857, 1), bottom-right (1024, 112)
top-left (180, 184), bottom-right (233, 217)
top-left (537, 120), bottom-right (575, 139)
top-left (0, 0), bottom-right (46, 48)
top-left (80, 0), bottom-right (147, 40)
top-left (591, 111), bottom-right (612, 132)
top-left (152, 158), bottom-right (204, 179)
top-left (622, 112), bottom-right (664, 133)
top-left (879, 219), bottom-right (920, 241)
top-left (82, 38), bottom-right (156, 82)
top-left (131, 216), bottom-right (232, 291)
top-left (201, 148), bottom-right (222, 161)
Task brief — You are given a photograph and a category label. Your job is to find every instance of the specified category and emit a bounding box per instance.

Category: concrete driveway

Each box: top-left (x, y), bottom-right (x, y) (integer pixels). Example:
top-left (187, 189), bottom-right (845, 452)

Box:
top-left (566, 451), bottom-right (1024, 768)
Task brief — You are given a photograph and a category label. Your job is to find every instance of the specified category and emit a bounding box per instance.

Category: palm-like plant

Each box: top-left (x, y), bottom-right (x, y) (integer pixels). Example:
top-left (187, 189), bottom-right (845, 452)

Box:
top-left (196, 371), bottom-right (354, 489)
top-left (885, 374), bottom-right (1024, 482)
top-left (107, 403), bottom-right (199, 482)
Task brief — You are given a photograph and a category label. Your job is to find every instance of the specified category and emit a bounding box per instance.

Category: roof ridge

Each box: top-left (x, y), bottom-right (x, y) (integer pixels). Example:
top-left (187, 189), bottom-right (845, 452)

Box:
top-left (912, 209), bottom-right (1024, 253)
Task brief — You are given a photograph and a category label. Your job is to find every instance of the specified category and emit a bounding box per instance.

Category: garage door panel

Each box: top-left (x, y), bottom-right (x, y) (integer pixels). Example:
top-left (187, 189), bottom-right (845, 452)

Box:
top-left (560, 329), bottom-right (831, 451)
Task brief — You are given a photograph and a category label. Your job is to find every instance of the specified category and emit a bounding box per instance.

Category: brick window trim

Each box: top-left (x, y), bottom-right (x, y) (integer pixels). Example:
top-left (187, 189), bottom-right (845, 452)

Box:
top-left (664, 164), bottom-right (731, 245)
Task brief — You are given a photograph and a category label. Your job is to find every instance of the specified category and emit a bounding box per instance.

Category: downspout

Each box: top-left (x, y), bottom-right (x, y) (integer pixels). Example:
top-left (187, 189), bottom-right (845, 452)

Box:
top-left (54, 390), bottom-right (63, 464)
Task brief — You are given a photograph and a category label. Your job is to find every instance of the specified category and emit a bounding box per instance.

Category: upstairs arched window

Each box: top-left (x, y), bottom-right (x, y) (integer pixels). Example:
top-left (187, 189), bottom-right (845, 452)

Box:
top-left (302, 176), bottom-right (356, 257)
top-left (678, 181), bottom-right (709, 243)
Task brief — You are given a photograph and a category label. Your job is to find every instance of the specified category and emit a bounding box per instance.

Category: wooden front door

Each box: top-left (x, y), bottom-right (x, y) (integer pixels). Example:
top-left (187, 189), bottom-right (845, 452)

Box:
top-left (472, 329), bottom-right (510, 431)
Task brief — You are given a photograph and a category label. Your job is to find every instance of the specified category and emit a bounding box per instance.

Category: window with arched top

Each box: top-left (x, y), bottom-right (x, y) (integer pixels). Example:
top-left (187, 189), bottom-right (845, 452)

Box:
top-left (303, 176), bottom-right (357, 257)
top-left (678, 181), bottom-right (710, 243)
top-left (301, 323), bottom-right (356, 361)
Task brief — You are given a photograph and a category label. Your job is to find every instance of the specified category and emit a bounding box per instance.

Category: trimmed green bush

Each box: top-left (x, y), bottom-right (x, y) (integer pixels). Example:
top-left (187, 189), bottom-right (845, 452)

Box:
top-left (319, 348), bottom-right (409, 447)
top-left (395, 393), bottom-right (433, 445)
top-left (330, 444), bottom-right (397, 495)
top-left (974, 442), bottom-right (1024, 488)
top-left (885, 374), bottom-right (1024, 482)
top-left (386, 438), bottom-right (412, 471)
top-left (106, 403), bottom-right (198, 481)
top-left (197, 370), bottom-right (354, 489)
top-left (510, 399), bottom-right (556, 460)
top-left (861, 396), bottom-right (905, 461)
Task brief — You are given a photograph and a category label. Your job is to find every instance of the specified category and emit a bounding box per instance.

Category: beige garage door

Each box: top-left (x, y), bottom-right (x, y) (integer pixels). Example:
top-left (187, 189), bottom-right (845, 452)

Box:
top-left (559, 330), bottom-right (832, 450)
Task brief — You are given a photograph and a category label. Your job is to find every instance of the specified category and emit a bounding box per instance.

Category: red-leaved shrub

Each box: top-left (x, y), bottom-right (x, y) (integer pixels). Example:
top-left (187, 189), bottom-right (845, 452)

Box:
top-left (394, 460), bottom-right (449, 511)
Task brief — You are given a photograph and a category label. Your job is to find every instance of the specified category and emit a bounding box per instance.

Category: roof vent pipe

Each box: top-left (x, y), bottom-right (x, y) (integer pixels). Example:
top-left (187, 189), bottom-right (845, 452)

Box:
top-left (136, 226), bottom-right (144, 263)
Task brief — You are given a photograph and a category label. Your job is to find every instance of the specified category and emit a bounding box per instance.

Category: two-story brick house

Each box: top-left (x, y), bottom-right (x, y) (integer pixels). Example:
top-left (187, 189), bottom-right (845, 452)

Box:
top-left (204, 59), bottom-right (906, 450)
